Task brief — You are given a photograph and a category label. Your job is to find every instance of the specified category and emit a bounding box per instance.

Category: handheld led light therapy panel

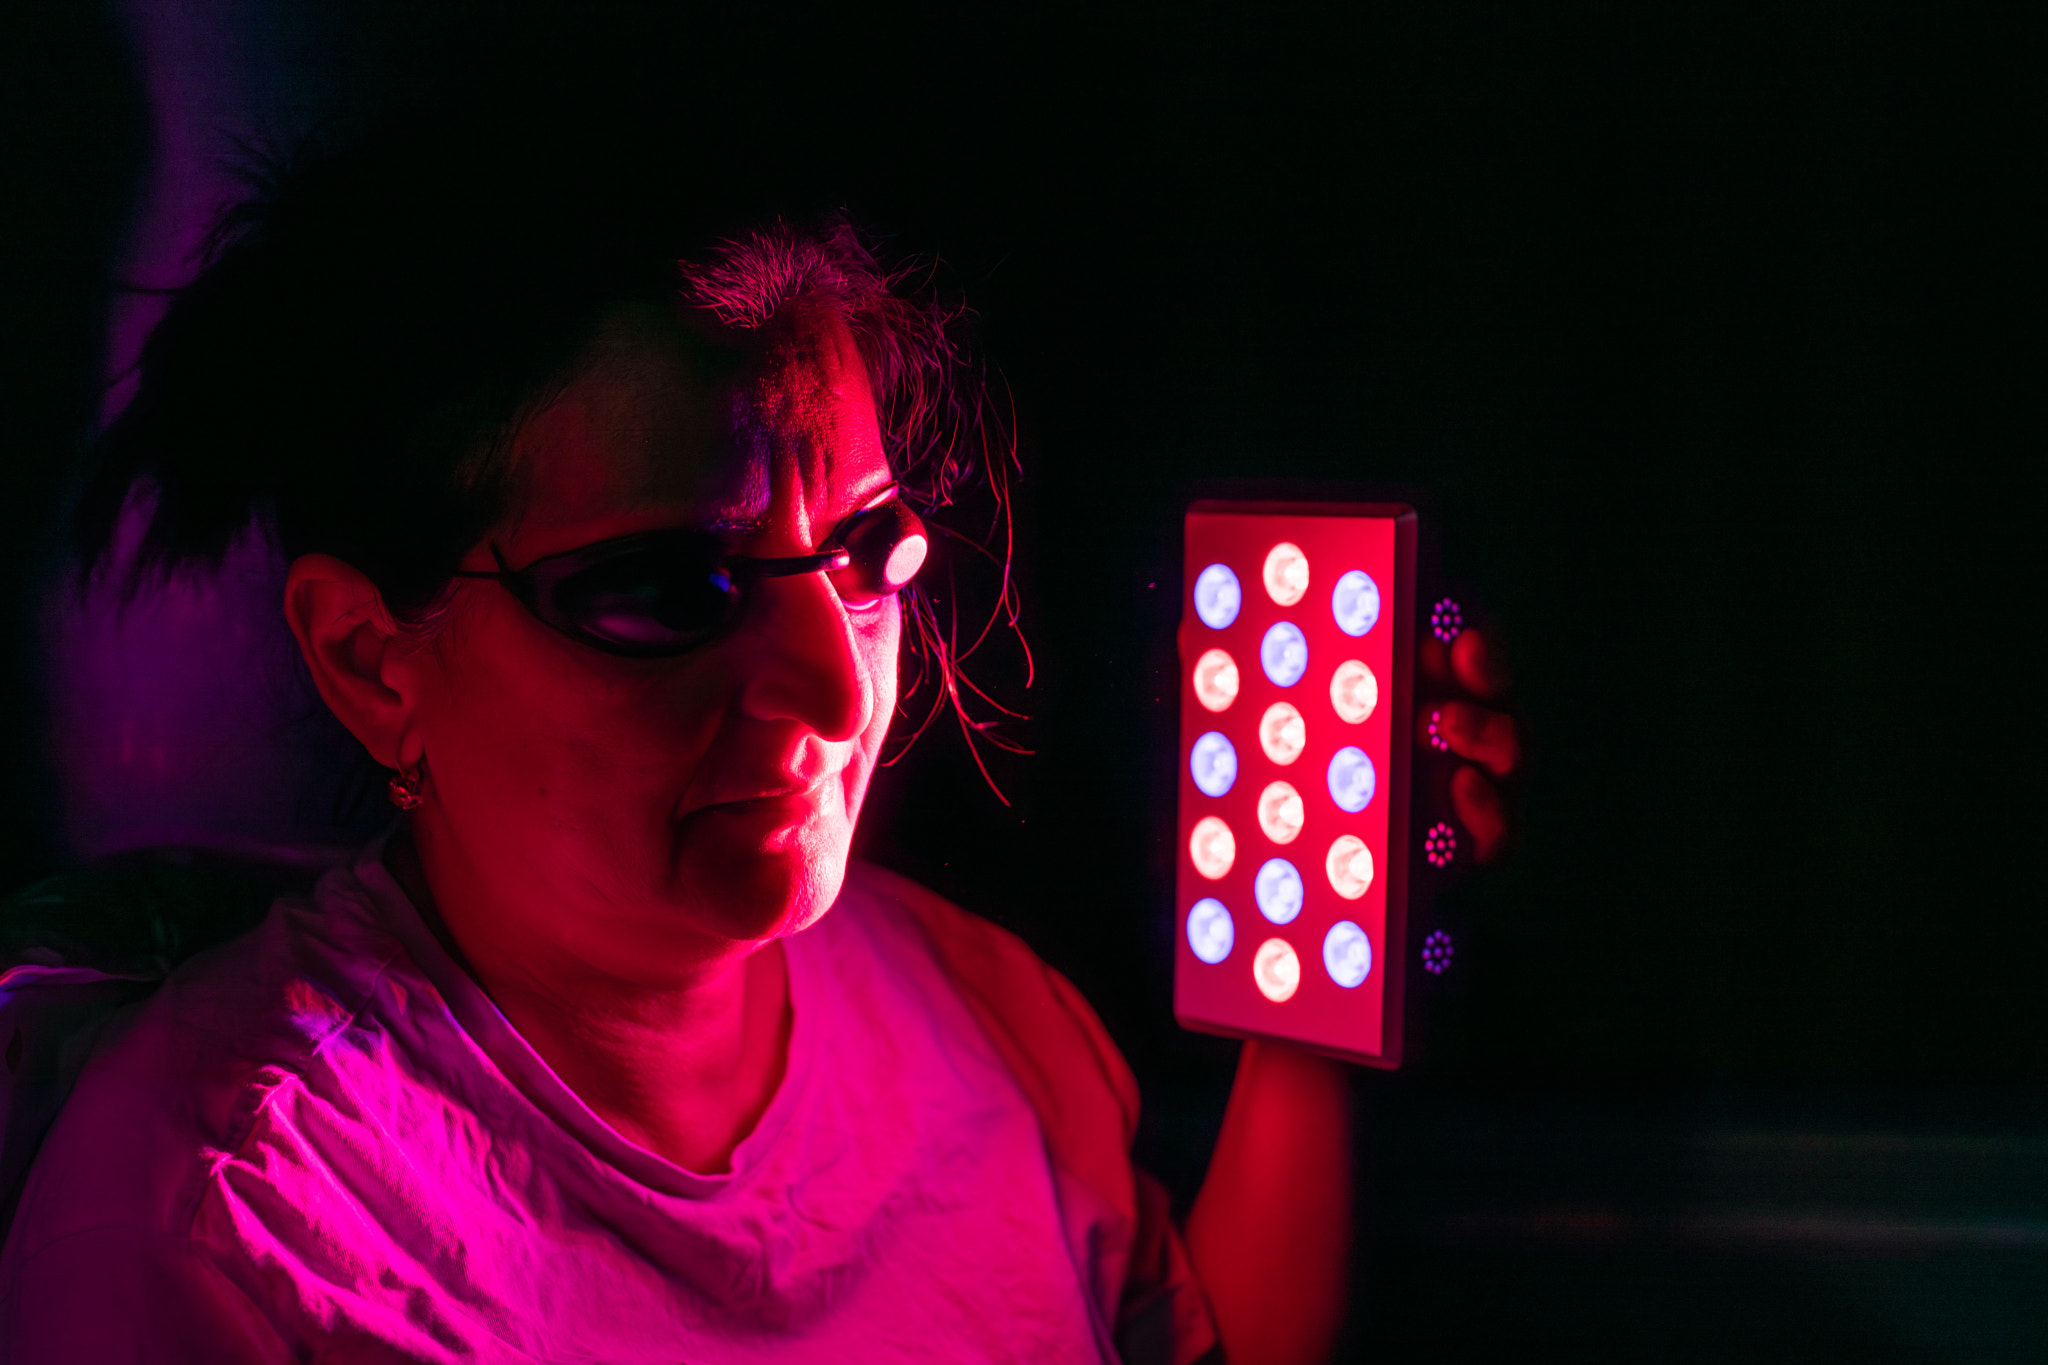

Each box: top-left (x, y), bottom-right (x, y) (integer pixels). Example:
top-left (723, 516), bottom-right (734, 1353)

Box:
top-left (1175, 502), bottom-right (1417, 1068)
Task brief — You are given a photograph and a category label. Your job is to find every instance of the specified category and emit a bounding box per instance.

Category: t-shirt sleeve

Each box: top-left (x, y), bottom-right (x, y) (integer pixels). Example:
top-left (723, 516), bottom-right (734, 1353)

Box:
top-left (858, 863), bottom-right (1219, 1365)
top-left (2, 1228), bottom-right (292, 1364)
top-left (1116, 1167), bottom-right (1221, 1365)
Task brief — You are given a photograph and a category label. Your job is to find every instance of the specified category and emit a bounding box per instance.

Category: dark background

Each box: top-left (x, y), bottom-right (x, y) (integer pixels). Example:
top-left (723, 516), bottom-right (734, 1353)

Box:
top-left (5, 3), bottom-right (2043, 1359)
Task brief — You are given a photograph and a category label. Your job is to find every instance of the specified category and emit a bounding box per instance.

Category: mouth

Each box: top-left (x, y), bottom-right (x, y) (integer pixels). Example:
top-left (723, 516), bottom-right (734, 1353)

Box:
top-left (673, 782), bottom-right (842, 862)
top-left (685, 775), bottom-right (841, 823)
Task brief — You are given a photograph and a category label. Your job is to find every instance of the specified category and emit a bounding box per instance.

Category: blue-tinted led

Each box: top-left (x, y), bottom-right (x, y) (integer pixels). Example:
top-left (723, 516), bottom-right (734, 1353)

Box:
top-left (1326, 746), bottom-right (1377, 813)
top-left (1187, 898), bottom-right (1234, 964)
top-left (1194, 564), bottom-right (1242, 630)
top-left (1190, 731), bottom-right (1238, 798)
top-left (1260, 622), bottom-right (1308, 687)
top-left (1323, 920), bottom-right (1372, 988)
top-left (1254, 858), bottom-right (1304, 925)
top-left (1331, 570), bottom-right (1381, 637)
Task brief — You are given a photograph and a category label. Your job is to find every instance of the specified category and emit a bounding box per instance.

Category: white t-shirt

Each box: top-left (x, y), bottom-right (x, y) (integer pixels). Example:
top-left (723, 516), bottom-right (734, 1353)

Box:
top-left (0, 846), bottom-right (1200, 1363)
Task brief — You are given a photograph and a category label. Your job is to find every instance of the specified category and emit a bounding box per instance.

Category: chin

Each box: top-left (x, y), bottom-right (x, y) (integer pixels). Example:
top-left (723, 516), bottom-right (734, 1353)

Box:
top-left (679, 834), bottom-right (849, 943)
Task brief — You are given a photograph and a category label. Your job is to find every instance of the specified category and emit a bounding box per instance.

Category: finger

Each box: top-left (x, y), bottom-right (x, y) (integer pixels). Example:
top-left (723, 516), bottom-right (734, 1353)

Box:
top-left (1450, 627), bottom-right (1511, 699)
top-left (1418, 633), bottom-right (1453, 685)
top-left (1421, 700), bottom-right (1520, 778)
top-left (1451, 765), bottom-right (1509, 863)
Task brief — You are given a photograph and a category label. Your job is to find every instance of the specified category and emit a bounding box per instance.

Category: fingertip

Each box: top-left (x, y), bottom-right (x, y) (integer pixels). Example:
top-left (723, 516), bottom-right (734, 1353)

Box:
top-left (1429, 701), bottom-right (1520, 777)
top-left (1451, 764), bottom-right (1508, 863)
top-left (1419, 634), bottom-right (1452, 684)
top-left (1450, 628), bottom-right (1511, 699)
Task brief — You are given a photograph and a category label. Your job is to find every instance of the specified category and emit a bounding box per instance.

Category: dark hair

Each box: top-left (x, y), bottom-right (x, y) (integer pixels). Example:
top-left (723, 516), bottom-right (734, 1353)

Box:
top-left (79, 114), bottom-right (1026, 783)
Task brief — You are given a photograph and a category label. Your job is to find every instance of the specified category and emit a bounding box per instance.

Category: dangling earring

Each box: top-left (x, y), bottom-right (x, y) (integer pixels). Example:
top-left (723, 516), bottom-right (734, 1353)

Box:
top-left (387, 762), bottom-right (425, 811)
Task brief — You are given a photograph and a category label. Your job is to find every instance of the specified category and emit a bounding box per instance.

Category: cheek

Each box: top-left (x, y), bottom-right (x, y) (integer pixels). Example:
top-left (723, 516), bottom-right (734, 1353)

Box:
top-left (417, 600), bottom-right (724, 834)
top-left (818, 598), bottom-right (901, 844)
top-left (854, 600), bottom-right (903, 762)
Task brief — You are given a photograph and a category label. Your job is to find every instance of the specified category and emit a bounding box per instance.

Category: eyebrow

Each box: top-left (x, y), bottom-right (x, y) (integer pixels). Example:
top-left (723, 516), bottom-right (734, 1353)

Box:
top-left (700, 480), bottom-right (900, 541)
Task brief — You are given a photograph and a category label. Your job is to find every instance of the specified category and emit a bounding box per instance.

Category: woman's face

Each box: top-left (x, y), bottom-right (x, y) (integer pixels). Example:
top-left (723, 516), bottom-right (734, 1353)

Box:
top-left (397, 299), bottom-right (899, 979)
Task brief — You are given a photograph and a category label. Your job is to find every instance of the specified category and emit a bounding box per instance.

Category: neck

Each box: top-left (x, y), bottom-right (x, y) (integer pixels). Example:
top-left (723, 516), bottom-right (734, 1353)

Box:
top-left (385, 829), bottom-right (792, 1175)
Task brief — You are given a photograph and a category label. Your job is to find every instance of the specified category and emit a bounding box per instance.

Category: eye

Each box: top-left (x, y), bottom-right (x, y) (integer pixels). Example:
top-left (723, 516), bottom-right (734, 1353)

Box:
top-left (550, 549), bottom-right (734, 649)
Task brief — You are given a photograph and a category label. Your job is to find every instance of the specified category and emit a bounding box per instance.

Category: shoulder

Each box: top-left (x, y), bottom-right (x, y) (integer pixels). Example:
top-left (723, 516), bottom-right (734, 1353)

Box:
top-left (1, 864), bottom-right (406, 1263)
top-left (840, 861), bottom-right (1141, 1195)
top-left (1, 1226), bottom-right (292, 1363)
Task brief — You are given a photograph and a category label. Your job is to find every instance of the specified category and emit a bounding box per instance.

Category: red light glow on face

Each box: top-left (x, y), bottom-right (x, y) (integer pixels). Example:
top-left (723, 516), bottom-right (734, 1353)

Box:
top-left (1193, 648), bottom-right (1241, 713)
top-left (1258, 702), bottom-right (1306, 765)
top-left (1256, 781), bottom-right (1305, 845)
top-left (1253, 937), bottom-right (1302, 1002)
top-left (1329, 659), bottom-right (1378, 724)
top-left (1325, 834), bottom-right (1373, 899)
top-left (1190, 815), bottom-right (1237, 879)
top-left (1262, 542), bottom-right (1310, 607)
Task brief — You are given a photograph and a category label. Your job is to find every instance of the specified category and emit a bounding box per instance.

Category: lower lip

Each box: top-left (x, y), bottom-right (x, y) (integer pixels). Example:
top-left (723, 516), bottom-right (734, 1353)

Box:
top-left (689, 786), bottom-right (836, 843)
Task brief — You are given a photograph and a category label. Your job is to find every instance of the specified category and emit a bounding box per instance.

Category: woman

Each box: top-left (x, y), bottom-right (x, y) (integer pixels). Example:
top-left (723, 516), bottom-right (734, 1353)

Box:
top-left (0, 124), bottom-right (1353, 1363)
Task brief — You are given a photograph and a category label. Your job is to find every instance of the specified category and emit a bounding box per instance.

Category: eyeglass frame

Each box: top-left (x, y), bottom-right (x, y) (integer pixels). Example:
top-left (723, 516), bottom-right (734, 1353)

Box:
top-left (447, 492), bottom-right (925, 659)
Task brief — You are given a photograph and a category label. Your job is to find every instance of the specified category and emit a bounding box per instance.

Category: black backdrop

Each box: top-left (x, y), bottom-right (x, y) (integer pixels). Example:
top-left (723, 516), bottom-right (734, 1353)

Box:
top-left (5, 3), bottom-right (2043, 1358)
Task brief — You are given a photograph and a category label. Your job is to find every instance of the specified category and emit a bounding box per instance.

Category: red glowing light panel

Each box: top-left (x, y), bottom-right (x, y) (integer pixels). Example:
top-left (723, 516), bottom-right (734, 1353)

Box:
top-left (1174, 502), bottom-right (1416, 1068)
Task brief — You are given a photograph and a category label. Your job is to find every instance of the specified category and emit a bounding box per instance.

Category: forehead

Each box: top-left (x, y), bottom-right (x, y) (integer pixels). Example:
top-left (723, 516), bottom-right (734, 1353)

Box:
top-left (501, 298), bottom-right (886, 546)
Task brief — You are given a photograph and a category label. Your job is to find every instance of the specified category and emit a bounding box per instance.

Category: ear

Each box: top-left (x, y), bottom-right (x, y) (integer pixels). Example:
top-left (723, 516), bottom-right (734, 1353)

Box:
top-left (283, 553), bottom-right (422, 771)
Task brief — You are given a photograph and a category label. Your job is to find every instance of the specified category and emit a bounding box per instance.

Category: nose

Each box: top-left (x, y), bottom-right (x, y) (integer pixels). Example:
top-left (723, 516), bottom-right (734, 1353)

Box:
top-left (733, 570), bottom-right (874, 744)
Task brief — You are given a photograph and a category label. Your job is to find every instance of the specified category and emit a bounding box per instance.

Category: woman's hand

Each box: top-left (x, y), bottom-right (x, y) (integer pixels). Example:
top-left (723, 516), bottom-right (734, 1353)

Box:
top-left (1420, 621), bottom-right (1521, 863)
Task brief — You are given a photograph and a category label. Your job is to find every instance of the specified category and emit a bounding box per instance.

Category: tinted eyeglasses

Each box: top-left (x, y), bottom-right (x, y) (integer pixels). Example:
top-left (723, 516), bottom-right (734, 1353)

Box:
top-left (450, 498), bottom-right (929, 658)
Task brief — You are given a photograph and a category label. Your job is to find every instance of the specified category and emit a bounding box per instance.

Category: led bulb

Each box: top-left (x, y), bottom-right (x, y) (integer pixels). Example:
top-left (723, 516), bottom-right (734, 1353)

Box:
top-left (1331, 570), bottom-right (1381, 637)
top-left (1330, 660), bottom-right (1378, 724)
top-left (1256, 781), bottom-right (1305, 845)
top-left (1258, 702), bottom-right (1306, 765)
top-left (1253, 937), bottom-right (1302, 1003)
top-left (1194, 564), bottom-right (1242, 629)
top-left (1325, 834), bottom-right (1373, 899)
top-left (1326, 746), bottom-right (1377, 813)
top-left (1260, 622), bottom-right (1308, 688)
top-left (1254, 857), bottom-right (1304, 924)
top-left (1263, 542), bottom-right (1310, 607)
top-left (1322, 920), bottom-right (1372, 988)
top-left (1193, 648), bottom-right (1240, 713)
top-left (1189, 731), bottom-right (1238, 798)
top-left (1189, 816), bottom-right (1236, 880)
top-left (1186, 898), bottom-right (1235, 964)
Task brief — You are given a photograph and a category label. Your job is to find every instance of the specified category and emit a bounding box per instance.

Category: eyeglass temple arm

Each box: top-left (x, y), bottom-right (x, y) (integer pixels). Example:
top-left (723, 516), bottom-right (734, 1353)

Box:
top-left (725, 547), bottom-right (853, 579)
top-left (447, 543), bottom-right (522, 581)
top-left (445, 544), bottom-right (852, 583)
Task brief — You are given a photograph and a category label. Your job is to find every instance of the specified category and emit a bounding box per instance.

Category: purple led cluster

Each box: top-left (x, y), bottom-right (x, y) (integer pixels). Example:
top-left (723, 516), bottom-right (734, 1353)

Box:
top-left (1423, 822), bottom-right (1456, 868)
top-left (1430, 597), bottom-right (1462, 643)
top-left (1421, 930), bottom-right (1454, 975)
top-left (1426, 708), bottom-right (1449, 752)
